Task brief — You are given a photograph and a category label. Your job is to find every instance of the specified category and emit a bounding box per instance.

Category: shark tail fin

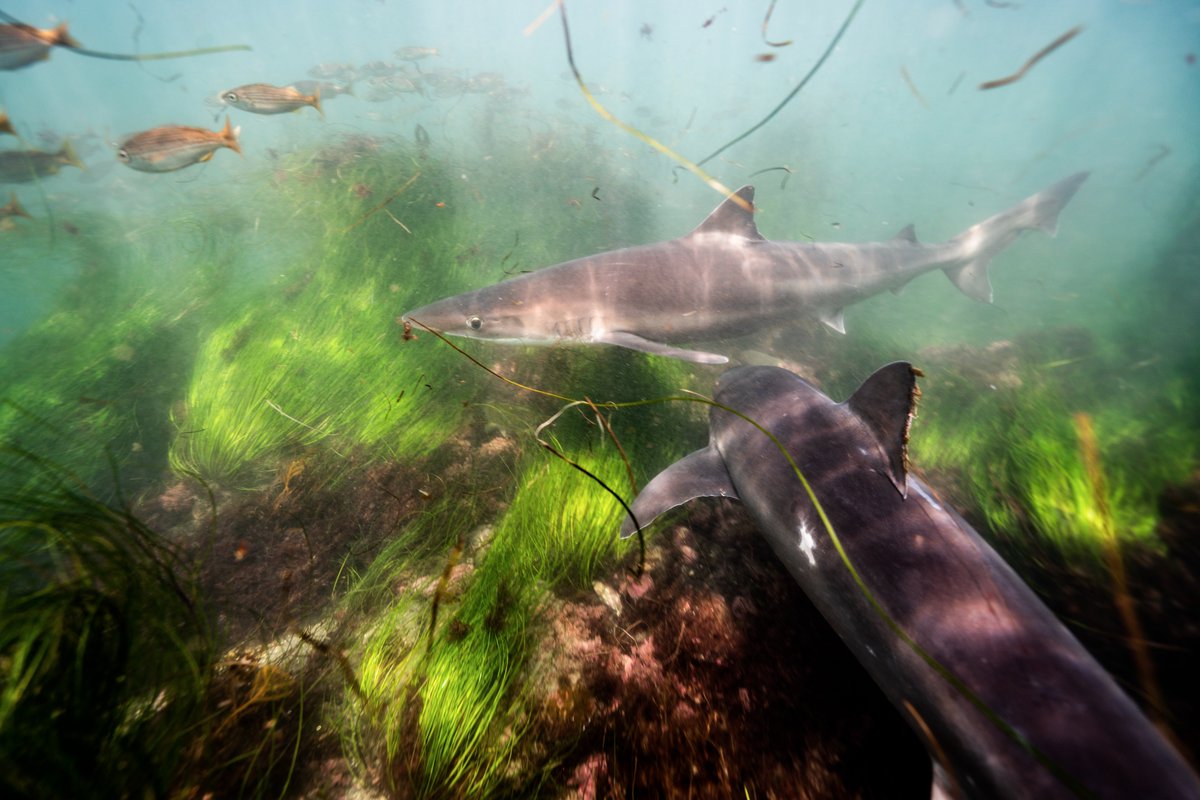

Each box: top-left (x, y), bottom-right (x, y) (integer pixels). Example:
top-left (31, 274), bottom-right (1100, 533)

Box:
top-left (944, 171), bottom-right (1089, 303)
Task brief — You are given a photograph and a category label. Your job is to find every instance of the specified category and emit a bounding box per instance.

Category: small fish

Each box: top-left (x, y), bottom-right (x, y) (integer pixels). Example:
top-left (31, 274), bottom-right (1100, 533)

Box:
top-left (289, 79), bottom-right (353, 99)
top-left (0, 110), bottom-right (15, 137)
top-left (117, 117), bottom-right (241, 173)
top-left (0, 192), bottom-right (32, 221)
top-left (420, 70), bottom-right (465, 97)
top-left (358, 60), bottom-right (399, 78)
top-left (307, 61), bottom-right (355, 81)
top-left (0, 22), bottom-right (81, 71)
top-left (394, 46), bottom-right (439, 61)
top-left (223, 83), bottom-right (323, 118)
top-left (0, 141), bottom-right (85, 184)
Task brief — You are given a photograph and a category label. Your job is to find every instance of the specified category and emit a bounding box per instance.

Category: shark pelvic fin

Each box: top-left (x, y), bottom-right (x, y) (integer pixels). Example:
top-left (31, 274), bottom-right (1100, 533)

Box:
top-left (819, 308), bottom-right (846, 334)
top-left (845, 362), bottom-right (919, 497)
top-left (688, 185), bottom-right (764, 241)
top-left (943, 260), bottom-right (993, 303)
top-left (892, 223), bottom-right (918, 244)
top-left (599, 331), bottom-right (729, 365)
top-left (621, 445), bottom-right (737, 538)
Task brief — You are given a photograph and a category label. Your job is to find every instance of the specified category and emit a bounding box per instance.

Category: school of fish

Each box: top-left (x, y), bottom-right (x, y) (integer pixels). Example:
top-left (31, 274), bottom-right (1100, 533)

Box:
top-left (0, 13), bottom-right (483, 217)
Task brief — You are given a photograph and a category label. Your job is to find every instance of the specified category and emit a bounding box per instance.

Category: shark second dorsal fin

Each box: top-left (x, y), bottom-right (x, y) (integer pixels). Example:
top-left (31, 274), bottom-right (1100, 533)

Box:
top-left (845, 362), bottom-right (920, 497)
top-left (688, 185), bottom-right (763, 241)
top-left (621, 445), bottom-right (738, 538)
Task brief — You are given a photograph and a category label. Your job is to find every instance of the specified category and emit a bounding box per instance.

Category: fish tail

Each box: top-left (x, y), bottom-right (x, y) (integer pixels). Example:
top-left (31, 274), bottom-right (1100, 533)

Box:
top-left (54, 21), bottom-right (83, 49)
top-left (0, 113), bottom-right (14, 137)
top-left (220, 116), bottom-right (243, 155)
top-left (944, 171), bottom-right (1089, 303)
top-left (6, 193), bottom-right (32, 219)
top-left (58, 140), bottom-right (86, 172)
top-left (310, 88), bottom-right (324, 119)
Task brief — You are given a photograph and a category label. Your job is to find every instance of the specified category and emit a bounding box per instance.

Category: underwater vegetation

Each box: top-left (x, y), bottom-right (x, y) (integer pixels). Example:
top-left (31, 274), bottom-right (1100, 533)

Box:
top-left (336, 354), bottom-right (700, 797)
top-left (0, 445), bottom-right (214, 799)
top-left (1, 114), bottom-right (1198, 797)
top-left (911, 328), bottom-right (1195, 560)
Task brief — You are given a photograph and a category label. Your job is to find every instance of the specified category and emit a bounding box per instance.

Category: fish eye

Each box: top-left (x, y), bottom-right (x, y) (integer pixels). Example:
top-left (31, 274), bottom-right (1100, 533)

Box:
top-left (467, 316), bottom-right (483, 330)
top-left (224, 92), bottom-right (237, 103)
top-left (117, 149), bottom-right (129, 162)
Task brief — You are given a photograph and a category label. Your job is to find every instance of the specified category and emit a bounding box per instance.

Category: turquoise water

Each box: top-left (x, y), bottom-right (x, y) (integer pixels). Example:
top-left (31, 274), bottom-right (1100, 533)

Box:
top-left (2, 2), bottom-right (1199, 797)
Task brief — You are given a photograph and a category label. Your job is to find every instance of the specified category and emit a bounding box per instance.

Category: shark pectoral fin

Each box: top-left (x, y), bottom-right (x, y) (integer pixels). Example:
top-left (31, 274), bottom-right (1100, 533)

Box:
top-left (819, 308), bottom-right (846, 334)
top-left (621, 446), bottom-right (738, 538)
top-left (599, 331), bottom-right (729, 365)
top-left (845, 361), bottom-right (920, 497)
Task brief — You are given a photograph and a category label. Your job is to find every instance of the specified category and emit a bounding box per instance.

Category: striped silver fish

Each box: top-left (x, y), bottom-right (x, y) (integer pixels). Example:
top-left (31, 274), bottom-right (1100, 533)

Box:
top-left (0, 22), bottom-right (80, 71)
top-left (222, 83), bottom-right (323, 118)
top-left (117, 118), bottom-right (241, 173)
top-left (0, 141), bottom-right (84, 183)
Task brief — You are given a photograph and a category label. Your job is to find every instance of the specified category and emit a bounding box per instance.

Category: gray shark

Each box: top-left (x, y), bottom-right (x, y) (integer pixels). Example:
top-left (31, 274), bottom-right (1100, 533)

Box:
top-left (403, 173), bottom-right (1088, 364)
top-left (622, 364), bottom-right (1200, 799)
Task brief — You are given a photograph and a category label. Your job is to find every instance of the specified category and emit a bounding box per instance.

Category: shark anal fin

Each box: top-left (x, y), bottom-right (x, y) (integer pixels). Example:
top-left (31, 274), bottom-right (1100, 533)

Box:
top-left (688, 185), bottom-right (764, 241)
top-left (621, 445), bottom-right (738, 538)
top-left (600, 331), bottom-right (729, 365)
top-left (845, 361), bottom-right (919, 496)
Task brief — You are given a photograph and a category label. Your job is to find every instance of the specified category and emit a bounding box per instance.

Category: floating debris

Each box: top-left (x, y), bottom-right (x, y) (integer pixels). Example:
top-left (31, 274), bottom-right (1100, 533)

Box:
top-left (900, 65), bottom-right (930, 109)
top-left (979, 25), bottom-right (1083, 90)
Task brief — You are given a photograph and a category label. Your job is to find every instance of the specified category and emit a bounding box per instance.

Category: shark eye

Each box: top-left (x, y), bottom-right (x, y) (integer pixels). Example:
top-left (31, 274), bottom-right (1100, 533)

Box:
top-left (467, 316), bottom-right (483, 331)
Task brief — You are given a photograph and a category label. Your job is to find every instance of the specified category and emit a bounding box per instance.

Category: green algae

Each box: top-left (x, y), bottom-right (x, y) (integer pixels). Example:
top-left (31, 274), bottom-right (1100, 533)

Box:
top-left (0, 446), bottom-right (216, 799)
top-left (911, 349), bottom-right (1196, 559)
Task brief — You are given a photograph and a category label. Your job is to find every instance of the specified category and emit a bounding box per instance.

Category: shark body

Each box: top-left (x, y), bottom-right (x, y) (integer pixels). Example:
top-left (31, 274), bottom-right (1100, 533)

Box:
top-left (403, 173), bottom-right (1088, 364)
top-left (623, 363), bottom-right (1200, 799)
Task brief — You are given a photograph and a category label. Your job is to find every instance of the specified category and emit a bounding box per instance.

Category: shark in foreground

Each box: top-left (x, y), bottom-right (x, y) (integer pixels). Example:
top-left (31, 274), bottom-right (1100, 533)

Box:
top-left (403, 173), bottom-right (1088, 364)
top-left (622, 364), bottom-right (1200, 799)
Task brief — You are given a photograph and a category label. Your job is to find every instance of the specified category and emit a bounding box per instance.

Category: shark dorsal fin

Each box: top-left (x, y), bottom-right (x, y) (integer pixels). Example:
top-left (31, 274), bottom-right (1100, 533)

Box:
top-left (892, 223), bottom-right (918, 244)
top-left (688, 185), bottom-right (763, 241)
top-left (845, 362), bottom-right (920, 497)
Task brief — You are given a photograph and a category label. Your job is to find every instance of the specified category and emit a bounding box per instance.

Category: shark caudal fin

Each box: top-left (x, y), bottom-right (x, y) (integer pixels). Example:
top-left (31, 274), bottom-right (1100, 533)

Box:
top-left (944, 171), bottom-right (1089, 303)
